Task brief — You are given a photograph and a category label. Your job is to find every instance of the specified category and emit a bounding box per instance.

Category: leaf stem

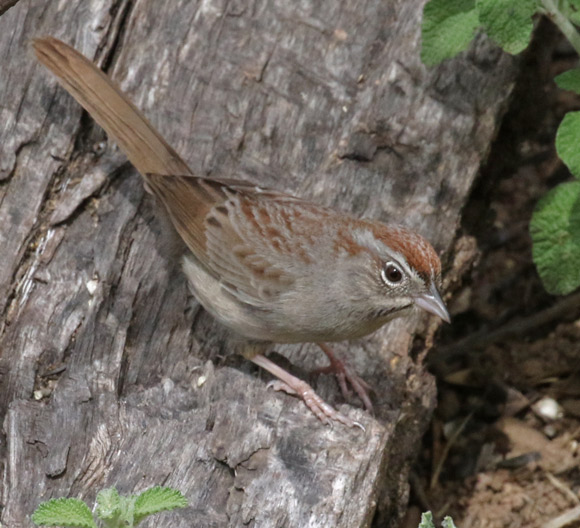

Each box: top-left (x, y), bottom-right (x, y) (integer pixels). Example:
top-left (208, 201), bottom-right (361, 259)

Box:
top-left (540, 0), bottom-right (580, 56)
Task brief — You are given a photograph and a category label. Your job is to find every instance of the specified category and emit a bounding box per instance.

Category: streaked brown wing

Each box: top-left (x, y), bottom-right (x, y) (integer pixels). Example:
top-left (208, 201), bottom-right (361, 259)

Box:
top-left (146, 174), bottom-right (333, 307)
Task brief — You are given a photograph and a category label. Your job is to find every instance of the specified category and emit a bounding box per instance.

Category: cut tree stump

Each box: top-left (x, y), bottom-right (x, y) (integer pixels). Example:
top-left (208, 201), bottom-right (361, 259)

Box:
top-left (0, 1), bottom-right (518, 526)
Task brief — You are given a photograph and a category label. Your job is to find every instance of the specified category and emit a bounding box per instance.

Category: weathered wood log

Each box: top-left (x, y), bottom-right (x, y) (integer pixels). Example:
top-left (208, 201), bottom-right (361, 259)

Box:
top-left (0, 0), bottom-right (518, 526)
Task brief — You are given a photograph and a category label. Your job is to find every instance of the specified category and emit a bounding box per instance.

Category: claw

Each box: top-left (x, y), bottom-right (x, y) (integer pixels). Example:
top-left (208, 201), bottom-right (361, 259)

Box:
top-left (253, 354), bottom-right (363, 429)
top-left (316, 343), bottom-right (374, 414)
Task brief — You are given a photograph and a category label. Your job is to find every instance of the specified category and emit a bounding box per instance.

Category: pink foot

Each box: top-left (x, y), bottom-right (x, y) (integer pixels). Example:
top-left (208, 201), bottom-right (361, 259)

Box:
top-left (316, 343), bottom-right (374, 414)
top-left (267, 380), bottom-right (364, 430)
top-left (251, 354), bottom-right (364, 430)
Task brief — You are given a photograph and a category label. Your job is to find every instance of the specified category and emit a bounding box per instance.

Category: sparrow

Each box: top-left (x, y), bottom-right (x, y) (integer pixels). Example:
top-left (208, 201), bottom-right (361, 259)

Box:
top-left (33, 37), bottom-right (449, 428)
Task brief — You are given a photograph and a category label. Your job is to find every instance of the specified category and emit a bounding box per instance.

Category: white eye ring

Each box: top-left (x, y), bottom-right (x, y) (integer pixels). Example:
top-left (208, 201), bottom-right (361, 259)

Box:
top-left (381, 262), bottom-right (403, 285)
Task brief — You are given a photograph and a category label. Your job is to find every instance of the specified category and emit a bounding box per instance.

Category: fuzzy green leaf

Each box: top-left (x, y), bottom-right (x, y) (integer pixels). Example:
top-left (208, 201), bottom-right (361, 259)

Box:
top-left (442, 516), bottom-right (458, 528)
top-left (555, 68), bottom-right (580, 94)
top-left (418, 511), bottom-right (436, 528)
top-left (531, 181), bottom-right (580, 295)
top-left (563, 0), bottom-right (580, 24)
top-left (557, 111), bottom-right (580, 178)
top-left (133, 486), bottom-right (188, 524)
top-left (476, 0), bottom-right (538, 54)
top-left (421, 0), bottom-right (479, 66)
top-left (95, 488), bottom-right (122, 521)
top-left (31, 498), bottom-right (96, 528)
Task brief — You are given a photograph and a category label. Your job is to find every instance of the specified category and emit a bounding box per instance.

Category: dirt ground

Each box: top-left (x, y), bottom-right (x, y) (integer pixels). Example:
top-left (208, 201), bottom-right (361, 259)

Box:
top-left (404, 21), bottom-right (580, 528)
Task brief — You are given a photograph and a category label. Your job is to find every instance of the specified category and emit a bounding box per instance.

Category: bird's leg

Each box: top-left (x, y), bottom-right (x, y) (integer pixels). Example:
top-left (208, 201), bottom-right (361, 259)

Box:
top-left (250, 354), bottom-right (363, 430)
top-left (315, 343), bottom-right (374, 414)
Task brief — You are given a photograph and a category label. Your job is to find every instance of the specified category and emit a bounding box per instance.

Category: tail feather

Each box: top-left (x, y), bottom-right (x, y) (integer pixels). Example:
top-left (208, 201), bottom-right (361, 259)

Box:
top-left (33, 37), bottom-right (192, 177)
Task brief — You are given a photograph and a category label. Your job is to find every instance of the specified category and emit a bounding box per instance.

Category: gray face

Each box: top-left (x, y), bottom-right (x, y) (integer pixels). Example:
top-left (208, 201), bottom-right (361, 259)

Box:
top-left (352, 228), bottom-right (450, 323)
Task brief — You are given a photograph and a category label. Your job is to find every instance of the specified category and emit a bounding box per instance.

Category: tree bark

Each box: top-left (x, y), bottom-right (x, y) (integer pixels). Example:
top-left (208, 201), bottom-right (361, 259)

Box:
top-left (0, 1), bottom-right (518, 526)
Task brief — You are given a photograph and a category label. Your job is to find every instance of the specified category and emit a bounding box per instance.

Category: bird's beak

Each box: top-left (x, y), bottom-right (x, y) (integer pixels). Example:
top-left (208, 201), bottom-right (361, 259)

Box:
top-left (414, 283), bottom-right (450, 323)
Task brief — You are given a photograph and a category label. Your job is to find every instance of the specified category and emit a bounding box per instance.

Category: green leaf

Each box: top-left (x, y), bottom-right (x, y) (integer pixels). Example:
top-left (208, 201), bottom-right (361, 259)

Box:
top-left (555, 68), bottom-right (580, 94)
top-left (418, 511), bottom-right (436, 528)
top-left (95, 488), bottom-right (122, 521)
top-left (476, 0), bottom-right (538, 54)
top-left (442, 516), bottom-right (458, 528)
top-left (557, 111), bottom-right (580, 178)
top-left (133, 486), bottom-right (188, 524)
top-left (563, 0), bottom-right (580, 25)
top-left (421, 0), bottom-right (479, 66)
top-left (531, 181), bottom-right (580, 295)
top-left (31, 498), bottom-right (96, 528)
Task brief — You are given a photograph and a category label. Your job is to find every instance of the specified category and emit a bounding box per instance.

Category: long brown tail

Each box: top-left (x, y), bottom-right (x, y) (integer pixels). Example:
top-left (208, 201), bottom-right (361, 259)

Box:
top-left (33, 37), bottom-right (192, 177)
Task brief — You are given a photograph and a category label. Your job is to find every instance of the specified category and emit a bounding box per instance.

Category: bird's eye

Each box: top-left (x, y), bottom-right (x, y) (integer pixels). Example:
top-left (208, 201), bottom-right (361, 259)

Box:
top-left (382, 263), bottom-right (403, 284)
